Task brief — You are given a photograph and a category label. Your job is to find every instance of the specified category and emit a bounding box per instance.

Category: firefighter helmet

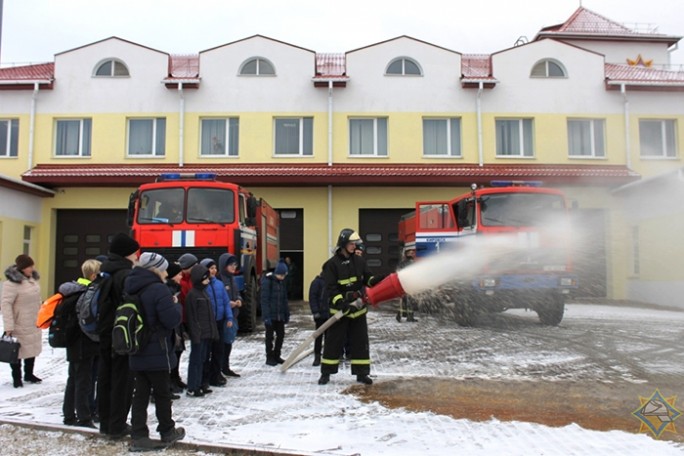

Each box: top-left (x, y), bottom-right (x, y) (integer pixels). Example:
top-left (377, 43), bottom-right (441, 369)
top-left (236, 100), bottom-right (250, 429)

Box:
top-left (337, 228), bottom-right (361, 250)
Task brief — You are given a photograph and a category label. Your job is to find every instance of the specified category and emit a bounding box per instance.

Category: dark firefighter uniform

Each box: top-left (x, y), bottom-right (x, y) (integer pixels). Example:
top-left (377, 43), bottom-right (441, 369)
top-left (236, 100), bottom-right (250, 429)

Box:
top-left (319, 229), bottom-right (384, 385)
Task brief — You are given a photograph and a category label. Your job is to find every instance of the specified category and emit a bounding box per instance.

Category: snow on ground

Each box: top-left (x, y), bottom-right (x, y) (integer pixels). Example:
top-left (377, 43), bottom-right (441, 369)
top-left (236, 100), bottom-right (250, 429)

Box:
top-left (1, 303), bottom-right (683, 455)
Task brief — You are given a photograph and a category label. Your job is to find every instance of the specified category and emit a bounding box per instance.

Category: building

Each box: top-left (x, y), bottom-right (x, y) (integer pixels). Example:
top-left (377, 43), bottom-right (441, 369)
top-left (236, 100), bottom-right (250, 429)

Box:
top-left (0, 7), bottom-right (682, 306)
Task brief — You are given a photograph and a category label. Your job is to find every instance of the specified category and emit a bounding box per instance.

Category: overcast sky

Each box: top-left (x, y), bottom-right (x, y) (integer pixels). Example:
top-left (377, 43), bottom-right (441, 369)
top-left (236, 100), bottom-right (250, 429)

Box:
top-left (1, 0), bottom-right (683, 65)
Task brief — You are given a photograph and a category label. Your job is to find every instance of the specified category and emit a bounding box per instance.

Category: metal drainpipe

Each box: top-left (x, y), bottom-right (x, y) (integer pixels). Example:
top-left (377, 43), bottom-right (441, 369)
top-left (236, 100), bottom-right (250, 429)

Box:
top-left (178, 82), bottom-right (185, 167)
top-left (621, 84), bottom-right (631, 169)
top-left (477, 81), bottom-right (484, 167)
top-left (27, 82), bottom-right (39, 170)
top-left (327, 80), bottom-right (334, 253)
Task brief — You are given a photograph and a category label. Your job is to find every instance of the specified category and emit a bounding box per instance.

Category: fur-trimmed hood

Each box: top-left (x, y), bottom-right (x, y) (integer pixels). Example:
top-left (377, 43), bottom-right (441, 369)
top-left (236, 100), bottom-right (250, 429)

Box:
top-left (4, 265), bottom-right (40, 284)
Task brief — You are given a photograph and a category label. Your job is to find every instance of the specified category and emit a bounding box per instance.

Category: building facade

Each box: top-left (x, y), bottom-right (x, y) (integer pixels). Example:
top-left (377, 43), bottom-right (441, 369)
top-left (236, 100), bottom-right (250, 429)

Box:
top-left (0, 7), bottom-right (682, 305)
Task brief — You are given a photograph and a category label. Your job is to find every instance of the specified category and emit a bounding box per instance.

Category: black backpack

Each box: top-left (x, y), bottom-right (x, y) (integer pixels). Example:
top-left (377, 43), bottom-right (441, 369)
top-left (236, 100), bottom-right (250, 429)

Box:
top-left (48, 294), bottom-right (80, 348)
top-left (76, 272), bottom-right (112, 342)
top-left (111, 293), bottom-right (151, 355)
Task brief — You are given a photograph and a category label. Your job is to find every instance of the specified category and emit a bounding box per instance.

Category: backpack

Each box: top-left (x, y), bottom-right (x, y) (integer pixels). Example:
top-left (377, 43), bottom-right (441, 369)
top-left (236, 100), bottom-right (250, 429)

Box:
top-left (76, 271), bottom-right (112, 342)
top-left (48, 294), bottom-right (80, 348)
top-left (111, 293), bottom-right (151, 355)
top-left (36, 292), bottom-right (64, 329)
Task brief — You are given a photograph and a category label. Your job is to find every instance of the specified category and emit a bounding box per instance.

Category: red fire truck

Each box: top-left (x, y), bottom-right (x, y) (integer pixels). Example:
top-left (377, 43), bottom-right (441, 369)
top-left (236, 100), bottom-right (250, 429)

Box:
top-left (398, 181), bottom-right (577, 326)
top-left (127, 173), bottom-right (280, 332)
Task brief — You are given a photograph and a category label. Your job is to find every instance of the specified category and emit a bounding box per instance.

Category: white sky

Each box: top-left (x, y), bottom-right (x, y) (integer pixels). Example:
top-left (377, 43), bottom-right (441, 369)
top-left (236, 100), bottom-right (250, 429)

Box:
top-left (1, 0), bottom-right (683, 66)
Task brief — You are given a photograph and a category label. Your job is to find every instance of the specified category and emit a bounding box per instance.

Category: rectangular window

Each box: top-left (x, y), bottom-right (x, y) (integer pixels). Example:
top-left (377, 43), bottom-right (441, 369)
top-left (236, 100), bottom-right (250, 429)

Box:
top-left (423, 118), bottom-right (461, 157)
top-left (128, 118), bottom-right (166, 156)
top-left (568, 119), bottom-right (605, 158)
top-left (0, 119), bottom-right (19, 157)
top-left (349, 118), bottom-right (388, 156)
top-left (495, 118), bottom-right (534, 157)
top-left (200, 118), bottom-right (239, 156)
top-left (23, 225), bottom-right (32, 255)
top-left (55, 119), bottom-right (92, 157)
top-left (639, 119), bottom-right (677, 158)
top-left (274, 117), bottom-right (313, 156)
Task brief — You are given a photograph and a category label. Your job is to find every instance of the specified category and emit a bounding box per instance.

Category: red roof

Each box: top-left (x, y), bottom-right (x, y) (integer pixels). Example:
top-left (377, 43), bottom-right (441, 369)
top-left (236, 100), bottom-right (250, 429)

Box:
top-left (21, 163), bottom-right (639, 188)
top-left (605, 63), bottom-right (684, 87)
top-left (0, 62), bottom-right (54, 81)
top-left (535, 7), bottom-right (681, 45)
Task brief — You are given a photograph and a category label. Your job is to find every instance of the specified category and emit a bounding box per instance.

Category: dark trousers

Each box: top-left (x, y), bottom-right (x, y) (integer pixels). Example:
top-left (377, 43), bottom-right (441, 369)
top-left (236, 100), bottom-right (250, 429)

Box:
top-left (97, 336), bottom-right (134, 435)
top-left (187, 340), bottom-right (209, 392)
top-left (313, 318), bottom-right (328, 357)
top-left (265, 320), bottom-right (285, 360)
top-left (205, 320), bottom-right (224, 383)
top-left (321, 313), bottom-right (370, 376)
top-left (63, 357), bottom-right (95, 422)
top-left (131, 370), bottom-right (175, 440)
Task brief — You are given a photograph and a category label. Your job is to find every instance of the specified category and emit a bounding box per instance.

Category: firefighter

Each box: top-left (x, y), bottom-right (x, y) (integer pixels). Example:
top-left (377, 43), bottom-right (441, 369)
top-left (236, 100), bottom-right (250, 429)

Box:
top-left (318, 228), bottom-right (384, 386)
top-left (396, 246), bottom-right (417, 322)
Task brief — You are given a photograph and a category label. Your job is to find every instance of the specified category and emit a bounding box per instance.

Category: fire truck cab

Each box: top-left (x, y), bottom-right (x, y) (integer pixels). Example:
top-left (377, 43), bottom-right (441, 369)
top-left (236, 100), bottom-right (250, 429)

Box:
top-left (127, 173), bottom-right (280, 332)
top-left (399, 181), bottom-right (577, 326)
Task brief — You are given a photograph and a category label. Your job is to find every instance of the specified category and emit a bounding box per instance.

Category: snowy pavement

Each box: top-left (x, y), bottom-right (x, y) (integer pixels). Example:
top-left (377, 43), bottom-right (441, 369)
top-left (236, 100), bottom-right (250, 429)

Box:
top-left (1, 302), bottom-right (684, 455)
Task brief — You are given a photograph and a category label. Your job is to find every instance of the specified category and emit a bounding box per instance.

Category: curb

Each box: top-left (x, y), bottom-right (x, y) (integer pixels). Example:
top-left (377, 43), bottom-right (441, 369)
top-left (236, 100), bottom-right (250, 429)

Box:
top-left (0, 418), bottom-right (347, 456)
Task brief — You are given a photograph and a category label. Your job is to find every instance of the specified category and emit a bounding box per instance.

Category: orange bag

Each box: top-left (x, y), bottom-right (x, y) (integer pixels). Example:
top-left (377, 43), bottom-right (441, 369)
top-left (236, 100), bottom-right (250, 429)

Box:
top-left (36, 293), bottom-right (63, 329)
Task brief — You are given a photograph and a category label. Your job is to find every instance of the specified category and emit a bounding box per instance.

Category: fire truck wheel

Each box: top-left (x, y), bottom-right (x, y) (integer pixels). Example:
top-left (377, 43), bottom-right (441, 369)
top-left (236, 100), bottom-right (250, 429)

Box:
top-left (537, 294), bottom-right (565, 326)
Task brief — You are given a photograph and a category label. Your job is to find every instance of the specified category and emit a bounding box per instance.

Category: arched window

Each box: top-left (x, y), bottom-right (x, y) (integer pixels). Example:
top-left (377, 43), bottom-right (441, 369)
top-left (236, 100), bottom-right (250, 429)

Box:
top-left (386, 57), bottom-right (422, 76)
top-left (239, 57), bottom-right (276, 76)
top-left (530, 59), bottom-right (567, 78)
top-left (93, 59), bottom-right (130, 77)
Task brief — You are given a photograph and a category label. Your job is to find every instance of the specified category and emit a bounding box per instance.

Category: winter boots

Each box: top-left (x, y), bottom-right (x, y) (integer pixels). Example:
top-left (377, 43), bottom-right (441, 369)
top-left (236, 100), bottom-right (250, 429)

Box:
top-left (10, 362), bottom-right (22, 388)
top-left (161, 426), bottom-right (186, 444)
top-left (23, 357), bottom-right (42, 383)
top-left (221, 344), bottom-right (240, 377)
top-left (129, 427), bottom-right (186, 454)
top-left (312, 353), bottom-right (321, 367)
top-left (318, 373), bottom-right (330, 385)
top-left (356, 374), bottom-right (373, 385)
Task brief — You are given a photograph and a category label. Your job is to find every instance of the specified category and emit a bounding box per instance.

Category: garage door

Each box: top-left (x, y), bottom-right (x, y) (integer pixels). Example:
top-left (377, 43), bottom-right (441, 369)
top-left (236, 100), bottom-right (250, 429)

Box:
top-left (359, 208), bottom-right (412, 276)
top-left (54, 209), bottom-right (129, 291)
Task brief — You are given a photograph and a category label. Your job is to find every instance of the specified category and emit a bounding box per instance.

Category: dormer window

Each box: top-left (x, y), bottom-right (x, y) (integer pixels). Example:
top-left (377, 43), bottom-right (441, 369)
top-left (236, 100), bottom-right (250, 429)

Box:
top-left (239, 57), bottom-right (275, 76)
top-left (530, 59), bottom-right (566, 78)
top-left (94, 59), bottom-right (130, 77)
top-left (386, 57), bottom-right (422, 76)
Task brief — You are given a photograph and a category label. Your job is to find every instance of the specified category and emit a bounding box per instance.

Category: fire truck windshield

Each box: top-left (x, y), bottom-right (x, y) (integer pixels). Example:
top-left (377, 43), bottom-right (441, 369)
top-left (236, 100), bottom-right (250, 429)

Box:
top-left (137, 187), bottom-right (235, 224)
top-left (480, 192), bottom-right (565, 227)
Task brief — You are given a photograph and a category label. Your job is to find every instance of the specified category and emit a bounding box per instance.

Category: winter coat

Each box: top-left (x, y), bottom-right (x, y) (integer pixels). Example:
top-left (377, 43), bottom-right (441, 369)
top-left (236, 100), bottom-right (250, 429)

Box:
top-left (124, 267), bottom-right (181, 372)
top-left (260, 272), bottom-right (290, 325)
top-left (308, 274), bottom-right (330, 320)
top-left (323, 250), bottom-right (378, 313)
top-left (206, 276), bottom-right (233, 323)
top-left (1, 266), bottom-right (42, 359)
top-left (185, 266), bottom-right (219, 344)
top-left (218, 253), bottom-right (241, 343)
top-left (96, 253), bottom-right (134, 335)
top-left (165, 278), bottom-right (186, 353)
top-left (58, 279), bottom-right (99, 362)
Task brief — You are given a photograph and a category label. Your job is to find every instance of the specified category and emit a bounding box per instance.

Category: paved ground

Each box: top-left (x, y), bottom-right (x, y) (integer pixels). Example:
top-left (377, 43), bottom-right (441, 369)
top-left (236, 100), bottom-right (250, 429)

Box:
top-left (1, 299), bottom-right (684, 454)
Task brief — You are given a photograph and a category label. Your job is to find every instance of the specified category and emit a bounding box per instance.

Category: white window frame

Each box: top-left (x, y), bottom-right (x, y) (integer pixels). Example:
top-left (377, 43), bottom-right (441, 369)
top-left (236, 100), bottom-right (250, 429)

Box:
top-left (639, 119), bottom-right (677, 158)
top-left (386, 57), bottom-right (422, 76)
top-left (495, 118), bottom-right (534, 157)
top-left (239, 57), bottom-right (276, 76)
top-left (127, 118), bottom-right (166, 157)
top-left (54, 118), bottom-right (92, 157)
top-left (530, 59), bottom-right (567, 78)
top-left (567, 118), bottom-right (606, 158)
top-left (349, 118), bottom-right (388, 157)
top-left (0, 118), bottom-right (19, 157)
top-left (423, 118), bottom-right (462, 157)
top-left (200, 117), bottom-right (239, 157)
top-left (274, 117), bottom-right (313, 156)
top-left (93, 58), bottom-right (130, 77)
